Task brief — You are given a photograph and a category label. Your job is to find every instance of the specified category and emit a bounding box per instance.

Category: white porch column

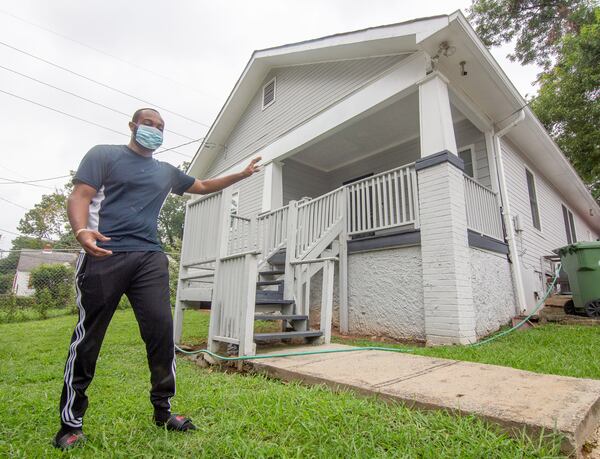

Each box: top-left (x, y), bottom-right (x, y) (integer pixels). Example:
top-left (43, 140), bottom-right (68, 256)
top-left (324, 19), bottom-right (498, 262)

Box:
top-left (416, 72), bottom-right (476, 345)
top-left (261, 161), bottom-right (283, 212)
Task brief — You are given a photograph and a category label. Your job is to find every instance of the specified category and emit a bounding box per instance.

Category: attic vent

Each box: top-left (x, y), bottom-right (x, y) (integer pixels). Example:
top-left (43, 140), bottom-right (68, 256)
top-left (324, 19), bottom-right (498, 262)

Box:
top-left (262, 78), bottom-right (276, 109)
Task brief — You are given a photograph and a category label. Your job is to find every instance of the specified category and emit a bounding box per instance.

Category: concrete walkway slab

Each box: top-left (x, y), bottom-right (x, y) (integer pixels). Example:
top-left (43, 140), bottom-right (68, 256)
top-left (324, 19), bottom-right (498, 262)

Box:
top-left (250, 344), bottom-right (600, 456)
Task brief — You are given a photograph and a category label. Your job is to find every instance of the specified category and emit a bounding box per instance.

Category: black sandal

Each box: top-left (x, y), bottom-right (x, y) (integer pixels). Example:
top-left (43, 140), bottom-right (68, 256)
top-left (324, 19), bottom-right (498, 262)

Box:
top-left (53, 428), bottom-right (86, 450)
top-left (156, 414), bottom-right (197, 431)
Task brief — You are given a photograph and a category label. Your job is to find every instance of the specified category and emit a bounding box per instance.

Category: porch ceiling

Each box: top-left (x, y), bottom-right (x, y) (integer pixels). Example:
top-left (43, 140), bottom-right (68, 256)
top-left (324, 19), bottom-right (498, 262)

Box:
top-left (289, 92), bottom-right (466, 172)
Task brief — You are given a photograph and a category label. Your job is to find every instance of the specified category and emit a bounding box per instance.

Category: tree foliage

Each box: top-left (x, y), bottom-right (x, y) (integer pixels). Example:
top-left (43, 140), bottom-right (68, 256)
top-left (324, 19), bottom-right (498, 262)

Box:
top-left (531, 8), bottom-right (600, 199)
top-left (468, 0), bottom-right (596, 68)
top-left (17, 190), bottom-right (69, 240)
top-left (157, 162), bottom-right (190, 251)
top-left (29, 263), bottom-right (75, 309)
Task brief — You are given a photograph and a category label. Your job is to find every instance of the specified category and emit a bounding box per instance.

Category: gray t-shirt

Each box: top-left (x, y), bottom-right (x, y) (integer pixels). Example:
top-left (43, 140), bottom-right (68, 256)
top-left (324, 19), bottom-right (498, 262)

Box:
top-left (73, 144), bottom-right (195, 252)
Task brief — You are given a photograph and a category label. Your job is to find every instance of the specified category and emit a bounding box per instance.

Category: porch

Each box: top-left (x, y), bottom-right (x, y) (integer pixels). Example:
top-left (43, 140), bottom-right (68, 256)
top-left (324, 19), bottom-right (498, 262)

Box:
top-left (174, 159), bottom-right (504, 355)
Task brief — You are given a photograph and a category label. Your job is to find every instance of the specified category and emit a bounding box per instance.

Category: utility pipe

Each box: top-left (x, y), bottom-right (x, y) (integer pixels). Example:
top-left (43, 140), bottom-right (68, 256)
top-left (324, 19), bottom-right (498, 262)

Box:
top-left (492, 109), bottom-right (528, 314)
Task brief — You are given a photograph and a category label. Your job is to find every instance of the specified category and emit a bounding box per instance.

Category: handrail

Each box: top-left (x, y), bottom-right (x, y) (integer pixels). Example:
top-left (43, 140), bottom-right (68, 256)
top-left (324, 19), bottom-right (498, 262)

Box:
top-left (463, 174), bottom-right (503, 241)
top-left (297, 186), bottom-right (344, 209)
top-left (231, 214), bottom-right (251, 222)
top-left (186, 190), bottom-right (220, 207)
top-left (290, 257), bottom-right (339, 265)
top-left (220, 250), bottom-right (260, 262)
top-left (345, 162), bottom-right (416, 188)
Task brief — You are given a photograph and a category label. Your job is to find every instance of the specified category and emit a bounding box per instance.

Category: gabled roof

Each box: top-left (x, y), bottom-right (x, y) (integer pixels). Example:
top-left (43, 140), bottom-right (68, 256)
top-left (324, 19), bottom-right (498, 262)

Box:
top-left (189, 11), bottom-right (600, 231)
top-left (16, 250), bottom-right (78, 272)
top-left (189, 14), bottom-right (450, 177)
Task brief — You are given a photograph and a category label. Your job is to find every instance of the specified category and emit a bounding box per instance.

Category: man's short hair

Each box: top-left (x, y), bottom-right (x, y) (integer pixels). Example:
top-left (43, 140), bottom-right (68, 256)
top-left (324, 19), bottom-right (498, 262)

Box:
top-left (132, 108), bottom-right (161, 123)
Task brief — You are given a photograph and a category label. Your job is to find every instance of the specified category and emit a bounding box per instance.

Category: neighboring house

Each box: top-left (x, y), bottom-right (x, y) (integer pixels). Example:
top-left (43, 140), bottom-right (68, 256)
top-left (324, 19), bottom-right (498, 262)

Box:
top-left (174, 11), bottom-right (600, 355)
top-left (12, 249), bottom-right (78, 297)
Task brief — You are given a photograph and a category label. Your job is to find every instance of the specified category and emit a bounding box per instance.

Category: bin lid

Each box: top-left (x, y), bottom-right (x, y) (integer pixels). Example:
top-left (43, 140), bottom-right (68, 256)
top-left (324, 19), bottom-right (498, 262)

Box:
top-left (556, 241), bottom-right (600, 255)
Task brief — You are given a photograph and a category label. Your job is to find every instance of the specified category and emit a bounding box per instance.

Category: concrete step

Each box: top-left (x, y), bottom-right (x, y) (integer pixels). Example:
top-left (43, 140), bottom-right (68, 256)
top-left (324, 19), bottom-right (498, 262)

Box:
top-left (254, 314), bottom-right (308, 321)
top-left (254, 330), bottom-right (322, 341)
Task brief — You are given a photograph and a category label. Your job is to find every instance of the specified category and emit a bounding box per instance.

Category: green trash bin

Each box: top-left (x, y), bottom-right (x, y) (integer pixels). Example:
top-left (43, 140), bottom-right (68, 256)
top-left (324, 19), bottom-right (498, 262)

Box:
top-left (557, 241), bottom-right (600, 317)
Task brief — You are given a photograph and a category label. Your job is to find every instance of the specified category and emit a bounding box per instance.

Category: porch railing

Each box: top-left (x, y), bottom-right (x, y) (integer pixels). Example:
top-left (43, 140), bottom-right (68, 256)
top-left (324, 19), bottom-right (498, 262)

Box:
top-left (229, 215), bottom-right (254, 255)
top-left (463, 175), bottom-right (503, 241)
top-left (345, 164), bottom-right (418, 236)
top-left (295, 188), bottom-right (344, 260)
top-left (181, 192), bottom-right (223, 267)
top-left (256, 205), bottom-right (289, 264)
top-left (208, 251), bottom-right (258, 357)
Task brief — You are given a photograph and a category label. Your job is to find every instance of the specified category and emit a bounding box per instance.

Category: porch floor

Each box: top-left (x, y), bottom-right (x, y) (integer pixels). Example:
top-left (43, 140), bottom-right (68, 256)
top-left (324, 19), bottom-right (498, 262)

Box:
top-left (250, 344), bottom-right (600, 456)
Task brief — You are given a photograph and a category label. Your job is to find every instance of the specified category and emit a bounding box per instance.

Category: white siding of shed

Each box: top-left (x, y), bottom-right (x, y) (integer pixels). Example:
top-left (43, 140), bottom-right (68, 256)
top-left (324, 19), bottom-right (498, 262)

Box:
top-left (206, 54), bottom-right (409, 177)
top-left (501, 138), bottom-right (598, 307)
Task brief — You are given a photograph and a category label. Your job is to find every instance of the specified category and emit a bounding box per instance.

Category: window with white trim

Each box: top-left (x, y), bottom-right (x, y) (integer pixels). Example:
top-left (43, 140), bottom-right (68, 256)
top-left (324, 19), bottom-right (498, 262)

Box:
top-left (262, 78), bottom-right (276, 110)
top-left (458, 145), bottom-right (476, 178)
top-left (526, 169), bottom-right (541, 230)
top-left (562, 204), bottom-right (577, 244)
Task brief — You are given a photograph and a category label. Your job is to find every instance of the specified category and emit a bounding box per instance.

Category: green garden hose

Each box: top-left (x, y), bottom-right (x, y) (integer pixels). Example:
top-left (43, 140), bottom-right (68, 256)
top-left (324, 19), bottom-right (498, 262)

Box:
top-left (175, 264), bottom-right (561, 361)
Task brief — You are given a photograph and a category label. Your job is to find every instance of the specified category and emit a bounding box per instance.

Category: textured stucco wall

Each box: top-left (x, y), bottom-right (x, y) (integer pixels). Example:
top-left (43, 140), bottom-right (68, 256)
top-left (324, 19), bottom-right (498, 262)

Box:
top-left (309, 246), bottom-right (425, 341)
top-left (470, 247), bottom-right (516, 337)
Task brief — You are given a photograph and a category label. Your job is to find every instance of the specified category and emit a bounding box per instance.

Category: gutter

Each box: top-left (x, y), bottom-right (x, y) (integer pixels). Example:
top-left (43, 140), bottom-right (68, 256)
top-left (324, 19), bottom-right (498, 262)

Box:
top-left (492, 110), bottom-right (528, 314)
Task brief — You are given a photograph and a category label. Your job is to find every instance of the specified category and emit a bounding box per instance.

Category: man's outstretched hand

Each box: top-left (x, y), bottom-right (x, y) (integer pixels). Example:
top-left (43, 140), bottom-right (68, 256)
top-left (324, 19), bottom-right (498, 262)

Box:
top-left (242, 156), bottom-right (262, 178)
top-left (77, 230), bottom-right (113, 257)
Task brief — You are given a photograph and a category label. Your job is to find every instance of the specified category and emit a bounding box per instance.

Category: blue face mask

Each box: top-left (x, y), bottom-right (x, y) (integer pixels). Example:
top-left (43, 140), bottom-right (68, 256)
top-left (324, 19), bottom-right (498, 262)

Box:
top-left (135, 124), bottom-right (163, 150)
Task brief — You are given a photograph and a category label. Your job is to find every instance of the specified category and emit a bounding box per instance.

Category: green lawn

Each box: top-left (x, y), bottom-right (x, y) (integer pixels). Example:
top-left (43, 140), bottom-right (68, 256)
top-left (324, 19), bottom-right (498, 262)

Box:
top-left (2, 310), bottom-right (590, 458)
top-left (335, 324), bottom-right (600, 380)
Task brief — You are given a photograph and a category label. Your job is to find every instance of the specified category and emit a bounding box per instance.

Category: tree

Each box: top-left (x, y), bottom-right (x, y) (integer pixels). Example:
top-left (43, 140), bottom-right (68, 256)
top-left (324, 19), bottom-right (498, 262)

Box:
top-left (531, 9), bottom-right (600, 199)
top-left (158, 194), bottom-right (188, 250)
top-left (469, 1), bottom-right (599, 202)
top-left (157, 162), bottom-right (190, 251)
top-left (17, 190), bottom-right (69, 241)
top-left (468, 0), bottom-right (596, 68)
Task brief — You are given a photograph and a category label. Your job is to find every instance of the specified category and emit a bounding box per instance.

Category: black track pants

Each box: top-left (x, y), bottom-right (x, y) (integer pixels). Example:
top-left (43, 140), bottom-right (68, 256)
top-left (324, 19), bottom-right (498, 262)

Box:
top-left (59, 251), bottom-right (175, 429)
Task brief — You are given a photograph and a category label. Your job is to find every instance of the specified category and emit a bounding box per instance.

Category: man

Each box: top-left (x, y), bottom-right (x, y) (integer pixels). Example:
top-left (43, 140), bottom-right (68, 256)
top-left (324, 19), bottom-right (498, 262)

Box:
top-left (54, 108), bottom-right (261, 449)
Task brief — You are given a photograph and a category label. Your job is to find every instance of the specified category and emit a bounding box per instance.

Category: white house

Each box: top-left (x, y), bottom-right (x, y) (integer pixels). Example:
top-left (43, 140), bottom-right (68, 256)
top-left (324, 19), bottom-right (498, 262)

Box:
top-left (12, 249), bottom-right (78, 297)
top-left (174, 11), bottom-right (600, 355)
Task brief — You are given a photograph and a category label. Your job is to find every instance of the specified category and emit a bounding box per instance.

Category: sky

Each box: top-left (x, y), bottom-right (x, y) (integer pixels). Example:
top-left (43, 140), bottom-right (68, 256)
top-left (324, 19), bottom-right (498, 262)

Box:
top-left (0, 0), bottom-right (542, 251)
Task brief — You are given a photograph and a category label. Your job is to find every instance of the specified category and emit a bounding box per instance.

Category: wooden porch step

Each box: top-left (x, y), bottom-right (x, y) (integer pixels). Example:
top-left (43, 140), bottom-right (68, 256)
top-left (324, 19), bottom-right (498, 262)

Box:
top-left (255, 299), bottom-right (294, 305)
top-left (267, 250), bottom-right (286, 266)
top-left (254, 314), bottom-right (308, 321)
top-left (254, 330), bottom-right (322, 341)
top-left (256, 280), bottom-right (284, 286)
top-left (259, 270), bottom-right (285, 276)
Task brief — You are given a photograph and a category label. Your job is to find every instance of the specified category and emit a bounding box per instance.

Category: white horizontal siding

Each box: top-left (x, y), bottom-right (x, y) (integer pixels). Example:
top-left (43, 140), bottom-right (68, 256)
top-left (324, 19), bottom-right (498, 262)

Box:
top-left (282, 159), bottom-right (330, 204)
top-left (454, 119), bottom-right (491, 189)
top-left (502, 138), bottom-right (598, 307)
top-left (329, 137), bottom-right (420, 186)
top-left (234, 169), bottom-right (264, 217)
top-left (206, 54), bottom-right (408, 177)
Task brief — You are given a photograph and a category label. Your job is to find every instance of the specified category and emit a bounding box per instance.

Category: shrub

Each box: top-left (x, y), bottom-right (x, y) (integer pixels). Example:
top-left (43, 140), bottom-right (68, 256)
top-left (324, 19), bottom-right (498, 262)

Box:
top-left (29, 264), bottom-right (75, 308)
top-left (0, 273), bottom-right (14, 295)
top-left (33, 288), bottom-right (53, 319)
top-left (0, 294), bottom-right (19, 322)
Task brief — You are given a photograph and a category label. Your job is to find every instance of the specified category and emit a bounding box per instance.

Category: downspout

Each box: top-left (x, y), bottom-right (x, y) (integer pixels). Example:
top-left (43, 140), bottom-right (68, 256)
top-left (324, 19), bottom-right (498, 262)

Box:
top-left (492, 109), bottom-right (528, 315)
